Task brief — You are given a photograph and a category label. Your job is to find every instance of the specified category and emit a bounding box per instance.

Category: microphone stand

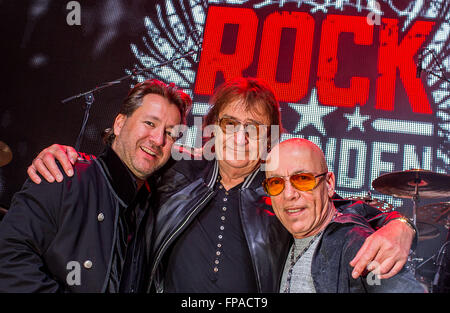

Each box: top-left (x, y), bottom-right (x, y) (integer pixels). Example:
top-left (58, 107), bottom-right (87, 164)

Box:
top-left (61, 49), bottom-right (199, 151)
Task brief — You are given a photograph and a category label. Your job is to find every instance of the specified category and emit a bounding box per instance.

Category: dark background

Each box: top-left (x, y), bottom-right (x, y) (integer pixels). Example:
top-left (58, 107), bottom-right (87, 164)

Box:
top-left (0, 0), bottom-right (159, 207)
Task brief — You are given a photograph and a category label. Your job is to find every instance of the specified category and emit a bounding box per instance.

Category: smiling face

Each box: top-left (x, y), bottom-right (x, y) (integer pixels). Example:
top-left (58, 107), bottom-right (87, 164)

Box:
top-left (266, 139), bottom-right (336, 239)
top-left (214, 100), bottom-right (271, 173)
top-left (111, 93), bottom-right (181, 181)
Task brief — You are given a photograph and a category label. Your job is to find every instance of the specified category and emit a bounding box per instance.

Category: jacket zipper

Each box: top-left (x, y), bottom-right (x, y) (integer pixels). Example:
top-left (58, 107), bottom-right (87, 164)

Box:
top-left (150, 189), bottom-right (216, 291)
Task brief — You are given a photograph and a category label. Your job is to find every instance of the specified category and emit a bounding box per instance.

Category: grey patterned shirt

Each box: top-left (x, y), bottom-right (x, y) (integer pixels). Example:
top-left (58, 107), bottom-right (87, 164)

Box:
top-left (280, 233), bottom-right (323, 293)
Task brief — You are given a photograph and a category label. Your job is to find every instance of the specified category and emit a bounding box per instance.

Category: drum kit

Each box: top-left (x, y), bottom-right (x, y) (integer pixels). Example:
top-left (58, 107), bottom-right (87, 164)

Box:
top-left (354, 169), bottom-right (450, 293)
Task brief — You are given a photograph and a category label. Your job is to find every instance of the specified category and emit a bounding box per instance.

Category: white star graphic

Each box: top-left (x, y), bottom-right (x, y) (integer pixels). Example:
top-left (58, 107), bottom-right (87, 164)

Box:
top-left (288, 88), bottom-right (337, 136)
top-left (344, 106), bottom-right (370, 132)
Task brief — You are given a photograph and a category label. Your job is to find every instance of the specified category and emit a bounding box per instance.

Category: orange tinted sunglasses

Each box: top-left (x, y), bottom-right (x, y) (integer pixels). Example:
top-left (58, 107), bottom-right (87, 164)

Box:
top-left (262, 172), bottom-right (328, 196)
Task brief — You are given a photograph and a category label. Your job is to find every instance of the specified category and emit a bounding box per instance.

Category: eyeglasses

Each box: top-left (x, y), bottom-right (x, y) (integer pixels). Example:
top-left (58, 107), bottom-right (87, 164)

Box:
top-left (218, 117), bottom-right (265, 140)
top-left (262, 172), bottom-right (328, 196)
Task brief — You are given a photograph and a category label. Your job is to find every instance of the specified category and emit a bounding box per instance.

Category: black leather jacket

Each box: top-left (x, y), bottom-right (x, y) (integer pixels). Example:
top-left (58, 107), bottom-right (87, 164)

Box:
top-left (147, 158), bottom-right (407, 293)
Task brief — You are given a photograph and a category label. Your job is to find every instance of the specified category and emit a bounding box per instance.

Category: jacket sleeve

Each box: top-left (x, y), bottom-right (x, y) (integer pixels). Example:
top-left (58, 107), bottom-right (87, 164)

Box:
top-left (337, 200), bottom-right (419, 250)
top-left (0, 179), bottom-right (64, 292)
top-left (343, 226), bottom-right (426, 293)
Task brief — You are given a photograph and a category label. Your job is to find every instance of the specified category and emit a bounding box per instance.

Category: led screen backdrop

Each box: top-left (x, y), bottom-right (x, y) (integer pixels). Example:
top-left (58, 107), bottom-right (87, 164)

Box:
top-left (128, 0), bottom-right (450, 210)
top-left (0, 0), bottom-right (449, 212)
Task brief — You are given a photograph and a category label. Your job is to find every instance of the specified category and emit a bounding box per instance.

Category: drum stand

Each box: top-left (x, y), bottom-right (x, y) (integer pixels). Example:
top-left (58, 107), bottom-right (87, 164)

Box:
top-left (409, 180), bottom-right (421, 274)
top-left (372, 169), bottom-right (450, 292)
top-left (412, 181), bottom-right (420, 227)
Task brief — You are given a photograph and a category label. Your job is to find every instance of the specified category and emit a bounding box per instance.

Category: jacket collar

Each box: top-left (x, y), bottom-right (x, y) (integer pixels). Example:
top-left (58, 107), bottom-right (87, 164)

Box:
top-left (243, 165), bottom-right (264, 190)
top-left (327, 211), bottom-right (372, 230)
top-left (170, 155), bottom-right (265, 191)
top-left (205, 160), bottom-right (219, 188)
top-left (97, 146), bottom-right (140, 206)
top-left (207, 160), bottom-right (264, 190)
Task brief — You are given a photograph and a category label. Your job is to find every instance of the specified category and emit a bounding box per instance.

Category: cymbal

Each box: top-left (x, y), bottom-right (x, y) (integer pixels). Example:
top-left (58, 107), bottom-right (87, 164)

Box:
top-left (417, 202), bottom-right (450, 228)
top-left (0, 141), bottom-right (12, 167)
top-left (416, 221), bottom-right (441, 241)
top-left (345, 196), bottom-right (394, 212)
top-left (372, 169), bottom-right (450, 199)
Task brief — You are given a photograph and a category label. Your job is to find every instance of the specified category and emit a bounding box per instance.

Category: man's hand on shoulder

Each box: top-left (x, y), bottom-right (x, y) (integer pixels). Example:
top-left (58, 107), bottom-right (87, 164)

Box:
top-left (349, 218), bottom-right (414, 279)
top-left (27, 144), bottom-right (79, 184)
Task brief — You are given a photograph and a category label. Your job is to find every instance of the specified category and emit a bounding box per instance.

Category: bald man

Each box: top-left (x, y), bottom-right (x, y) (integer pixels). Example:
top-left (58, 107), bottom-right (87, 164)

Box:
top-left (263, 138), bottom-right (425, 293)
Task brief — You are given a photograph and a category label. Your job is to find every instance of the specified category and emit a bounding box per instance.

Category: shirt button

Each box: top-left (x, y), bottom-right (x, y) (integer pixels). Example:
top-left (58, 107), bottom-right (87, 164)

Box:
top-left (218, 235), bottom-right (223, 240)
top-left (223, 198), bottom-right (227, 202)
top-left (220, 226), bottom-right (225, 231)
top-left (97, 213), bottom-right (104, 222)
top-left (213, 267), bottom-right (219, 272)
top-left (83, 260), bottom-right (93, 269)
top-left (221, 216), bottom-right (226, 221)
top-left (216, 251), bottom-right (221, 256)
top-left (215, 259), bottom-right (220, 264)
top-left (217, 243), bottom-right (222, 248)
top-left (222, 207), bottom-right (227, 211)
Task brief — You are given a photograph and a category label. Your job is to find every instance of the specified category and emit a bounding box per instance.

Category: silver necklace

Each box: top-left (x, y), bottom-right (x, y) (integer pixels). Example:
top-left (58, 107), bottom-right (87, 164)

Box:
top-left (283, 209), bottom-right (340, 293)
top-left (283, 231), bottom-right (322, 293)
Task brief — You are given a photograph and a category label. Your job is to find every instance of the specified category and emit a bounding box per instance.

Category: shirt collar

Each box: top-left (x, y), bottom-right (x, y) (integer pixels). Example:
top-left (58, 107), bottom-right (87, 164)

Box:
top-left (209, 160), bottom-right (263, 191)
